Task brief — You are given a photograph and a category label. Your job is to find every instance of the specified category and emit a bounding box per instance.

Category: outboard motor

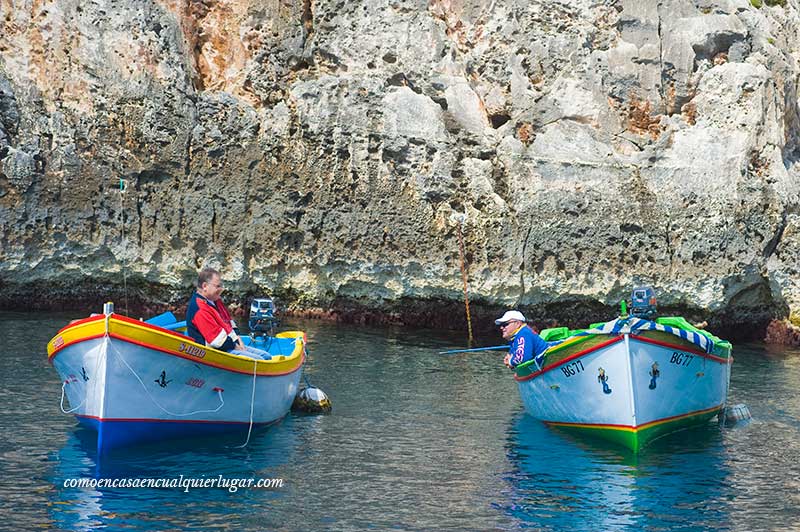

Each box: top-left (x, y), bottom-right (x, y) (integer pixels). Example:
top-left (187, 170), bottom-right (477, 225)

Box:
top-left (248, 297), bottom-right (279, 337)
top-left (630, 286), bottom-right (657, 320)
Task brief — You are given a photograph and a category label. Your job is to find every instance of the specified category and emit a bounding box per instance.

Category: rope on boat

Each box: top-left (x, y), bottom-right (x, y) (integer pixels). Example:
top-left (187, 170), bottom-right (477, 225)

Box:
top-left (233, 358), bottom-right (258, 448)
top-left (118, 178), bottom-right (129, 315)
top-left (58, 324), bottom-right (109, 416)
top-left (455, 214), bottom-right (474, 345)
top-left (106, 335), bottom-right (226, 416)
top-left (60, 381), bottom-right (85, 414)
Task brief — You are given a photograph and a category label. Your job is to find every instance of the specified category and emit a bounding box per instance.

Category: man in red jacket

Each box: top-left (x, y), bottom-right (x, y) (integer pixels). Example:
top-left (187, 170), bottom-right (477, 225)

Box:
top-left (186, 268), bottom-right (267, 359)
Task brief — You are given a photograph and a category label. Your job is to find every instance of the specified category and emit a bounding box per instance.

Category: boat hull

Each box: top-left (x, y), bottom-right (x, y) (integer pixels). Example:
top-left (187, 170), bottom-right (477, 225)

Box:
top-left (48, 314), bottom-right (305, 452)
top-left (515, 333), bottom-right (731, 451)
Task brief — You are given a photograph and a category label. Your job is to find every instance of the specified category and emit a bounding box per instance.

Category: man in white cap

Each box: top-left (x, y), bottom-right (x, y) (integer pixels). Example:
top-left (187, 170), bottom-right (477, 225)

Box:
top-left (495, 310), bottom-right (549, 369)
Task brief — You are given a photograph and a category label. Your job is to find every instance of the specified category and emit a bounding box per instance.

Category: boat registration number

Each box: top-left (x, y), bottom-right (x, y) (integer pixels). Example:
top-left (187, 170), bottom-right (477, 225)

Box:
top-left (561, 359), bottom-right (585, 377)
top-left (670, 351), bottom-right (694, 367)
top-left (178, 343), bottom-right (207, 359)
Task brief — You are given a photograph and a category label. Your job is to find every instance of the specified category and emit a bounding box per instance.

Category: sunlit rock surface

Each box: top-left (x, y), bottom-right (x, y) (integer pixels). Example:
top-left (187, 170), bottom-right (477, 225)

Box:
top-left (1, 0), bottom-right (799, 337)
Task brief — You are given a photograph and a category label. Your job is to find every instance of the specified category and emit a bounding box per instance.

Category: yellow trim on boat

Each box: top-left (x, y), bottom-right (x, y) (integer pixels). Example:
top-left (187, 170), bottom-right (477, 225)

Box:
top-left (48, 314), bottom-right (304, 376)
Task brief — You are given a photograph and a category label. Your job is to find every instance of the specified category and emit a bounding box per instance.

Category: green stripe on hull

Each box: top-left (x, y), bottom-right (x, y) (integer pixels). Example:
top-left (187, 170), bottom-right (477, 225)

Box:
top-left (548, 407), bottom-right (722, 452)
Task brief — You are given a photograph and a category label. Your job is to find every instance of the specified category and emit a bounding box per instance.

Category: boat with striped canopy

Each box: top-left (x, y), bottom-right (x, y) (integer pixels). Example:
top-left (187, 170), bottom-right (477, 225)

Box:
top-left (514, 312), bottom-right (732, 452)
top-left (47, 304), bottom-right (306, 454)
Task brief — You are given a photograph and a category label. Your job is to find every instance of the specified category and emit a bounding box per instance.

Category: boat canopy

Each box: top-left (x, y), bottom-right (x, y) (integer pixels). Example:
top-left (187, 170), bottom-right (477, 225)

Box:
top-left (541, 316), bottom-right (731, 355)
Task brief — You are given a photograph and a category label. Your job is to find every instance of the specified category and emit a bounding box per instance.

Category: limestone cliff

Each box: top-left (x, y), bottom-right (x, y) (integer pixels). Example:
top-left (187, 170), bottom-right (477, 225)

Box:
top-left (1, 0), bottom-right (799, 337)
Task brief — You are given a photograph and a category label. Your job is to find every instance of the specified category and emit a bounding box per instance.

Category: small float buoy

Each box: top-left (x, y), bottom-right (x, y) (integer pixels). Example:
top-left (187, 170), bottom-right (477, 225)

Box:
top-left (723, 403), bottom-right (752, 425)
top-left (292, 386), bottom-right (332, 414)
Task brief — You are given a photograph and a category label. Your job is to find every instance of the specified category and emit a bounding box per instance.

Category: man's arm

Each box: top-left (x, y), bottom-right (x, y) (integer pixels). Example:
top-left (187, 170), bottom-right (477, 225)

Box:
top-left (192, 305), bottom-right (237, 351)
top-left (509, 335), bottom-right (532, 367)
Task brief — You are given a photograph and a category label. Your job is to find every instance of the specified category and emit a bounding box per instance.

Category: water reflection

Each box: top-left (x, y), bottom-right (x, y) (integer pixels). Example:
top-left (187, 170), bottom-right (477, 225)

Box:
top-left (502, 412), bottom-right (733, 531)
top-left (4, 314), bottom-right (800, 531)
top-left (48, 419), bottom-right (300, 531)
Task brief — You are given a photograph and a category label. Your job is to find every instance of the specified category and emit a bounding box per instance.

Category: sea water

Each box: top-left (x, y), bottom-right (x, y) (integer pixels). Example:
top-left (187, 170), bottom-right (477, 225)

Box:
top-left (1, 312), bottom-right (798, 531)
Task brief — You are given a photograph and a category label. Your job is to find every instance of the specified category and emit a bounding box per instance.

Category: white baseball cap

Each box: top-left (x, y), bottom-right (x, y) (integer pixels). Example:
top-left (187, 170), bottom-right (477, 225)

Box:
top-left (495, 310), bottom-right (527, 325)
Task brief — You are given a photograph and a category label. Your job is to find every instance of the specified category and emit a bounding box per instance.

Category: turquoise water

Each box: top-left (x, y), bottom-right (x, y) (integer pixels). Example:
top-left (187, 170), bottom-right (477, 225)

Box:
top-left (1, 312), bottom-right (799, 531)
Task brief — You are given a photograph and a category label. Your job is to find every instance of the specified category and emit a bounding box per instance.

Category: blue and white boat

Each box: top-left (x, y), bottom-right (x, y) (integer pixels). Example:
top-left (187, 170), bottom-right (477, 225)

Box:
top-left (47, 304), bottom-right (305, 453)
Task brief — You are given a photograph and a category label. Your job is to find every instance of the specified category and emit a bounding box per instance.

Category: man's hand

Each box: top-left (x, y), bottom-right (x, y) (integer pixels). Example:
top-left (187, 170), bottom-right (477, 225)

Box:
top-left (236, 339), bottom-right (247, 351)
top-left (503, 353), bottom-right (512, 368)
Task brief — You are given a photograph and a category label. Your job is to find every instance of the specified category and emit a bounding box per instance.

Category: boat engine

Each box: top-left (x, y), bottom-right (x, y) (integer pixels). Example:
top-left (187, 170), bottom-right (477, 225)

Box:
top-left (630, 286), bottom-right (657, 320)
top-left (248, 297), bottom-right (279, 337)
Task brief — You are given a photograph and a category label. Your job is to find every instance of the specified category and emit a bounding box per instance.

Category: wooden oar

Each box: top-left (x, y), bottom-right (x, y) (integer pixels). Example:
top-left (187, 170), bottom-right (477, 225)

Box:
top-left (438, 345), bottom-right (508, 355)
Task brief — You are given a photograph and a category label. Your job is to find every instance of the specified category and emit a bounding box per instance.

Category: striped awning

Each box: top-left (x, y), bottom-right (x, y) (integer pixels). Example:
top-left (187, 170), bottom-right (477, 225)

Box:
top-left (578, 317), bottom-right (713, 353)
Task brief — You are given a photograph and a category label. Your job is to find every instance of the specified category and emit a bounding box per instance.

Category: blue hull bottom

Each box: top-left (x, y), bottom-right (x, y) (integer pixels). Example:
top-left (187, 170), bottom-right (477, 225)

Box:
top-left (76, 416), bottom-right (282, 453)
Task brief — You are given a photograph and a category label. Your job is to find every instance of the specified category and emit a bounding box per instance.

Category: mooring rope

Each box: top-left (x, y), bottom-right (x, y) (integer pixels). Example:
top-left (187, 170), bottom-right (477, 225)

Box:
top-left (58, 323), bottom-right (108, 415)
top-left (234, 357), bottom-right (258, 449)
top-left (60, 381), bottom-right (85, 414)
top-left (456, 216), bottom-right (474, 345)
top-left (115, 178), bottom-right (131, 315)
top-left (105, 333), bottom-right (225, 416)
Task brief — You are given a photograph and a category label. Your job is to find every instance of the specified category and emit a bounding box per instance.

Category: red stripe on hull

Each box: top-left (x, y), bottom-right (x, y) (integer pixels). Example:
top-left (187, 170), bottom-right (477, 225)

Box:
top-left (76, 414), bottom-right (278, 425)
top-left (543, 404), bottom-right (724, 431)
top-left (631, 335), bottom-right (730, 364)
top-left (51, 334), bottom-right (304, 377)
top-left (515, 336), bottom-right (624, 382)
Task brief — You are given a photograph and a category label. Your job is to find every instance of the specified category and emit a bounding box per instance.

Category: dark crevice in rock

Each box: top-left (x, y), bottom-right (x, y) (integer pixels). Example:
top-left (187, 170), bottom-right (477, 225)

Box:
top-left (518, 219), bottom-right (534, 306)
top-left (763, 211), bottom-right (788, 259)
top-left (301, 0), bottom-right (314, 49)
top-left (136, 199), bottom-right (143, 248)
top-left (665, 218), bottom-right (675, 274)
top-left (134, 169), bottom-right (174, 186)
top-left (489, 113), bottom-right (511, 129)
top-left (210, 205), bottom-right (217, 242)
top-left (385, 73), bottom-right (421, 94)
top-left (431, 96), bottom-right (448, 111)
top-left (0, 75), bottom-right (20, 140)
top-left (614, 132), bottom-right (644, 151)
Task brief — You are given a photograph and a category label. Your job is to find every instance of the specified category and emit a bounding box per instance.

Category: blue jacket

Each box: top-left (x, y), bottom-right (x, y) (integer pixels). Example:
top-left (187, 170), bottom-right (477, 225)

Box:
top-left (508, 325), bottom-right (549, 368)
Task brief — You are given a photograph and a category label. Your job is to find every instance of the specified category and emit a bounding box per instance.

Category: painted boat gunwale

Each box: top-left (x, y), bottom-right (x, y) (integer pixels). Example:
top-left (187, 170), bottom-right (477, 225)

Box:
top-left (48, 314), bottom-right (305, 377)
top-left (632, 334), bottom-right (730, 363)
top-left (515, 332), bottom-right (731, 383)
top-left (54, 313), bottom-right (190, 340)
top-left (514, 336), bottom-right (624, 382)
top-left (104, 333), bottom-right (305, 377)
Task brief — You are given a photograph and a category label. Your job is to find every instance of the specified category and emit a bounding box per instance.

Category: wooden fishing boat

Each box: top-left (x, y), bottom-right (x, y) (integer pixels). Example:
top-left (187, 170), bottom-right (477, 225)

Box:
top-left (47, 304), bottom-right (305, 453)
top-left (514, 313), bottom-right (732, 452)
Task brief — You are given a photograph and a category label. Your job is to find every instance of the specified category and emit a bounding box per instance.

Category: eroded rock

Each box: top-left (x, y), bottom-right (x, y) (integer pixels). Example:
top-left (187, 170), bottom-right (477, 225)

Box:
top-left (0, 0), bottom-right (798, 339)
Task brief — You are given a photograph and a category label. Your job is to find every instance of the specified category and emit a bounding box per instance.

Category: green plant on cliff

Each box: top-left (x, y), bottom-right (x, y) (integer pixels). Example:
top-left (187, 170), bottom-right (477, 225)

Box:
top-left (752, 0), bottom-right (788, 6)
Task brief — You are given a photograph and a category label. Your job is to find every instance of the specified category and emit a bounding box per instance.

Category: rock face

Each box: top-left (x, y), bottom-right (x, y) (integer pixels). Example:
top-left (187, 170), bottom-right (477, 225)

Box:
top-left (1, 0), bottom-right (799, 337)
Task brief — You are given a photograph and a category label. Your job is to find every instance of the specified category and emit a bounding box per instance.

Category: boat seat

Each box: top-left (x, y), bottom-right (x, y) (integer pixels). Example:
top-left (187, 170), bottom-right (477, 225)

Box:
top-left (144, 312), bottom-right (188, 336)
top-left (145, 311), bottom-right (178, 327)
